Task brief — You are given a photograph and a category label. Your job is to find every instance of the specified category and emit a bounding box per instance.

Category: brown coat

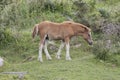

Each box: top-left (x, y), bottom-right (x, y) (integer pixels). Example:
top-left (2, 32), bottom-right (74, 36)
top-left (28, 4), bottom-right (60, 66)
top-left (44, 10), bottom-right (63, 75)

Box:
top-left (32, 21), bottom-right (91, 41)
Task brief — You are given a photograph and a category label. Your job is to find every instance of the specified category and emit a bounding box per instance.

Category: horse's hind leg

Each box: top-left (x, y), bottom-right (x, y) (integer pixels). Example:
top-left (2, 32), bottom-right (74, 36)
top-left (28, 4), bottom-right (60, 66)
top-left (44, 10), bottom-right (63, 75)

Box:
top-left (38, 40), bottom-right (44, 62)
top-left (38, 34), bottom-right (47, 62)
top-left (56, 40), bottom-right (65, 59)
top-left (44, 40), bottom-right (52, 60)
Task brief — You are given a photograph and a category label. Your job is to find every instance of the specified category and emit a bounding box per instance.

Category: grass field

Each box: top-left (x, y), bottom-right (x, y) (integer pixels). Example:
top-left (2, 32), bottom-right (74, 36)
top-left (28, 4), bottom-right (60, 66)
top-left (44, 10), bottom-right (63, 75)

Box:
top-left (0, 48), bottom-right (120, 80)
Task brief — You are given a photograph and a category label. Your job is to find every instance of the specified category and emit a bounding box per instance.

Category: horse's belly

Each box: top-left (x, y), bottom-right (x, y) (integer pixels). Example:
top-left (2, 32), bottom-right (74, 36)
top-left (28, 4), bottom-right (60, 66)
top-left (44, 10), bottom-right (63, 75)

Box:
top-left (48, 34), bottom-right (63, 40)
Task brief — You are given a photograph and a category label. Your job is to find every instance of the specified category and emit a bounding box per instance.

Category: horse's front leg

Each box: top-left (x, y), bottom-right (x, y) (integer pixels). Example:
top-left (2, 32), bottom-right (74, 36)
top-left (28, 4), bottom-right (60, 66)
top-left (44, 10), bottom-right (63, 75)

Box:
top-left (44, 40), bottom-right (52, 60)
top-left (56, 41), bottom-right (65, 59)
top-left (65, 38), bottom-right (71, 60)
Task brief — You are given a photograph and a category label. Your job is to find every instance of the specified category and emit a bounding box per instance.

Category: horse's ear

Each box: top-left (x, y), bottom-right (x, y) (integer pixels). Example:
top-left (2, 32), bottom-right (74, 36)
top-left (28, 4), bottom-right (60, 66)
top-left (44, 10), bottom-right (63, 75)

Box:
top-left (85, 27), bottom-right (91, 32)
top-left (88, 28), bottom-right (91, 32)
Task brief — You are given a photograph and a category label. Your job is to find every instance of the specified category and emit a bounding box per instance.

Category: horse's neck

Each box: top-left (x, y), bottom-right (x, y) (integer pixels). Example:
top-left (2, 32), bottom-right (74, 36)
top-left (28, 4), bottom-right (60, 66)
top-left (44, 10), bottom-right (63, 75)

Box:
top-left (71, 25), bottom-right (84, 35)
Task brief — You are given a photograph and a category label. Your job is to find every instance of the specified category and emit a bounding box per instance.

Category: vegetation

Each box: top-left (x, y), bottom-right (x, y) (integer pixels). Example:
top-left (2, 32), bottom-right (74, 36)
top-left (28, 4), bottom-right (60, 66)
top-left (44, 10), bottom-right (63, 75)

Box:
top-left (0, 0), bottom-right (120, 80)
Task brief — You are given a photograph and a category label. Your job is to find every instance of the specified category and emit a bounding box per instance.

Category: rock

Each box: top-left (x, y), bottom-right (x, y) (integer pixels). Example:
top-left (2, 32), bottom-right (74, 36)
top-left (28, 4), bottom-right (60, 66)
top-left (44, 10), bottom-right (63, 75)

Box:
top-left (0, 57), bottom-right (4, 67)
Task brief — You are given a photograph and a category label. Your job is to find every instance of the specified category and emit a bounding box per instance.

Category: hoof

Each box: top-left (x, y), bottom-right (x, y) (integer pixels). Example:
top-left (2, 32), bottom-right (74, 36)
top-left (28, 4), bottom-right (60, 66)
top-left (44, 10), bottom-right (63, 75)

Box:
top-left (38, 57), bottom-right (43, 62)
top-left (46, 56), bottom-right (52, 60)
top-left (66, 57), bottom-right (72, 61)
top-left (56, 55), bottom-right (61, 59)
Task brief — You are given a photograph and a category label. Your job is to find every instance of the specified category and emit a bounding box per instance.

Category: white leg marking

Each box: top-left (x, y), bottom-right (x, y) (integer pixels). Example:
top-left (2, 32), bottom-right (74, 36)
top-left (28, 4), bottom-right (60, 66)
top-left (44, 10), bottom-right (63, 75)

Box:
top-left (56, 41), bottom-right (64, 59)
top-left (44, 40), bottom-right (52, 60)
top-left (66, 43), bottom-right (71, 60)
top-left (38, 44), bottom-right (43, 62)
top-left (38, 35), bottom-right (48, 62)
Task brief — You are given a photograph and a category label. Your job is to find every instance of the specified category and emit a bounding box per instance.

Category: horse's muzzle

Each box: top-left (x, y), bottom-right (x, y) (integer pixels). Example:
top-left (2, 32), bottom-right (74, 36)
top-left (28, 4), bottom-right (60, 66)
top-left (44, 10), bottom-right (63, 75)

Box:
top-left (89, 42), bottom-right (93, 45)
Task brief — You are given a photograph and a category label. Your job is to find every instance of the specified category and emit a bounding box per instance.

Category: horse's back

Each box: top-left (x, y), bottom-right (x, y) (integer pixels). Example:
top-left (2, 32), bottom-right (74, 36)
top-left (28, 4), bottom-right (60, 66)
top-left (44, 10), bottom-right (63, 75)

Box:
top-left (38, 21), bottom-right (74, 40)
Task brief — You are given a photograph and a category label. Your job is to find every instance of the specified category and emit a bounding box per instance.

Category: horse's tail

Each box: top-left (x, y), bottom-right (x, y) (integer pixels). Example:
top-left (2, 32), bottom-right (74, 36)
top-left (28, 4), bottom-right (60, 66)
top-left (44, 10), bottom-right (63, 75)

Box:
top-left (32, 24), bottom-right (39, 41)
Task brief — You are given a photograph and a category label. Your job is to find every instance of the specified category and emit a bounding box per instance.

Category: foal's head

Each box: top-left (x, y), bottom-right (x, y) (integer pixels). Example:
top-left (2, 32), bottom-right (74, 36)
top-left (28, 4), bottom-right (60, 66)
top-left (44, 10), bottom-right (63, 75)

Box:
top-left (82, 28), bottom-right (93, 45)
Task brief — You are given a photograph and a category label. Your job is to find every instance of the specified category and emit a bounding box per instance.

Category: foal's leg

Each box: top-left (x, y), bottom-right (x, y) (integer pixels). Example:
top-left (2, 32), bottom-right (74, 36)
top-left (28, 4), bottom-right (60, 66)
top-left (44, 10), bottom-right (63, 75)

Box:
top-left (56, 41), bottom-right (65, 59)
top-left (38, 35), bottom-right (47, 62)
top-left (65, 38), bottom-right (71, 60)
top-left (44, 40), bottom-right (52, 60)
top-left (38, 40), bottom-right (44, 62)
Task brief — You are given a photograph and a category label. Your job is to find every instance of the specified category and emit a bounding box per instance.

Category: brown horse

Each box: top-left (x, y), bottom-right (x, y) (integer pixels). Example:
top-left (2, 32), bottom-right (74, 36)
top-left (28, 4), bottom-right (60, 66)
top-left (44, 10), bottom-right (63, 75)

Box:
top-left (32, 21), bottom-right (93, 62)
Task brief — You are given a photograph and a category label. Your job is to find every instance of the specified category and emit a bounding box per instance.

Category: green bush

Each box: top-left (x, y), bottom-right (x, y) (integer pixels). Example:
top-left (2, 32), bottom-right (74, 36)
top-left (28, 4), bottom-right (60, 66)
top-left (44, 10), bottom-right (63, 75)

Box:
top-left (99, 8), bottom-right (110, 18)
top-left (109, 55), bottom-right (120, 66)
top-left (92, 39), bottom-right (120, 65)
top-left (73, 0), bottom-right (103, 32)
top-left (92, 41), bottom-right (110, 61)
top-left (0, 28), bottom-right (18, 48)
top-left (28, 0), bottom-right (72, 14)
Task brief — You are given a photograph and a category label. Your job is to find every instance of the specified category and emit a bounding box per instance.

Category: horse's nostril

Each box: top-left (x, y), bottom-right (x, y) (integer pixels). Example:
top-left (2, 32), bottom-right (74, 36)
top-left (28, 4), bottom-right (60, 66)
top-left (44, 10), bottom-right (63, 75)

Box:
top-left (89, 42), bottom-right (93, 45)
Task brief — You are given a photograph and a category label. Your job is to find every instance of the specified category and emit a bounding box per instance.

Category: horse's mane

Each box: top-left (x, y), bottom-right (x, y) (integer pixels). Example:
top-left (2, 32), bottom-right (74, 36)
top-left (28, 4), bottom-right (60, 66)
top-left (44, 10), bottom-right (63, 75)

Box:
top-left (65, 21), bottom-right (91, 32)
top-left (78, 23), bottom-right (91, 32)
top-left (42, 21), bottom-right (91, 32)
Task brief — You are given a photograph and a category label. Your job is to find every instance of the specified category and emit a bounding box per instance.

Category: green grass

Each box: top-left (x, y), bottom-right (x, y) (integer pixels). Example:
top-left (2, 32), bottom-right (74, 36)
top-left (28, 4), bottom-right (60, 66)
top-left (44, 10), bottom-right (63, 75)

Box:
top-left (0, 48), bottom-right (120, 80)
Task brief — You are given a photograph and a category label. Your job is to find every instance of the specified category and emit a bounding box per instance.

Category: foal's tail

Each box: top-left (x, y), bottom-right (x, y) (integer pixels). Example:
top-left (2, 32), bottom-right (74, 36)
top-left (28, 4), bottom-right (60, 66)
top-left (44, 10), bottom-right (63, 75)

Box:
top-left (32, 24), bottom-right (39, 41)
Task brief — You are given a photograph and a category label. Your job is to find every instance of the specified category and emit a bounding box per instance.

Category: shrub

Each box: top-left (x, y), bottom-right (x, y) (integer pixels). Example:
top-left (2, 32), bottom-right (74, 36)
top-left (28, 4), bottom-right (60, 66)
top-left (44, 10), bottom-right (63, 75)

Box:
top-left (73, 0), bottom-right (103, 32)
top-left (109, 55), bottom-right (120, 66)
top-left (98, 8), bottom-right (110, 18)
top-left (92, 41), bottom-right (119, 64)
top-left (0, 28), bottom-right (18, 48)
top-left (28, 0), bottom-right (72, 13)
top-left (92, 41), bottom-right (110, 61)
top-left (101, 22), bottom-right (120, 42)
top-left (92, 24), bottom-right (120, 65)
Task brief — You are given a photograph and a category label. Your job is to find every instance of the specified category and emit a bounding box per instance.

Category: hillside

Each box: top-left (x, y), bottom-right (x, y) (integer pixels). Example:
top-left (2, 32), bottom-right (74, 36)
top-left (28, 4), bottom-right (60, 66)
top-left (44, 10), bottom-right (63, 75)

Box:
top-left (0, 0), bottom-right (120, 80)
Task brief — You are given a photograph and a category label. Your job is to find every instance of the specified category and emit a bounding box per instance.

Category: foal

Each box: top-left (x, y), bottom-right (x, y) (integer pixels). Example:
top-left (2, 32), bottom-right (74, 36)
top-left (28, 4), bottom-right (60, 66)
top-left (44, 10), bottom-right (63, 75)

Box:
top-left (32, 21), bottom-right (93, 62)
